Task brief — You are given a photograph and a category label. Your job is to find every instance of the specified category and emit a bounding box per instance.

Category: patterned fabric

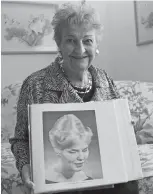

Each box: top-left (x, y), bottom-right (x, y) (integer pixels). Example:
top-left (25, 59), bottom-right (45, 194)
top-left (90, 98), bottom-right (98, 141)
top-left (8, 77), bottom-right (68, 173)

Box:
top-left (1, 62), bottom-right (153, 194)
top-left (1, 83), bottom-right (24, 194)
top-left (115, 81), bottom-right (153, 145)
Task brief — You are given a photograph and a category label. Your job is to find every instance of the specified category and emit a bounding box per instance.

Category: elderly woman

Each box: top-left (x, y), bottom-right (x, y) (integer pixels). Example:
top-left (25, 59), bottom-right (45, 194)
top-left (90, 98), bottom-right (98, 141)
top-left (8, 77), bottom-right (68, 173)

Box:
top-left (46, 114), bottom-right (93, 183)
top-left (9, 1), bottom-right (138, 194)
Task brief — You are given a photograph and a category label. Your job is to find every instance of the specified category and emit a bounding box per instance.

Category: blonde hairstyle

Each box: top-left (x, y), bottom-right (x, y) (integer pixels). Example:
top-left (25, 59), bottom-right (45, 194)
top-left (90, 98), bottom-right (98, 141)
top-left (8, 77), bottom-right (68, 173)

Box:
top-left (49, 114), bottom-right (93, 153)
top-left (51, 2), bottom-right (103, 46)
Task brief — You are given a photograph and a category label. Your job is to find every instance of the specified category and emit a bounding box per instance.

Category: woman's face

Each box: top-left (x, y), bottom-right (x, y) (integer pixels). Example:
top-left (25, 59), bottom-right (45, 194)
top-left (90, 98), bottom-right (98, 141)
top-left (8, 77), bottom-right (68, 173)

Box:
top-left (59, 24), bottom-right (97, 73)
top-left (60, 139), bottom-right (89, 172)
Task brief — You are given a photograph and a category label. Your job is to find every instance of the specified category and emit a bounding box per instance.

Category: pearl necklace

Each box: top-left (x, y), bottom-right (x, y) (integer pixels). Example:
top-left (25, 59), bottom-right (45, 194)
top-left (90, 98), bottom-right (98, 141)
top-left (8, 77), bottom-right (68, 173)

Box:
top-left (60, 64), bottom-right (92, 94)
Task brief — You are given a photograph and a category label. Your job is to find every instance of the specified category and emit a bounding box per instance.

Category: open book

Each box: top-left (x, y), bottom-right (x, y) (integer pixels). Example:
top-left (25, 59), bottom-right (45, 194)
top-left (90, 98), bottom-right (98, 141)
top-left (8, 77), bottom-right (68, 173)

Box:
top-left (28, 99), bottom-right (143, 194)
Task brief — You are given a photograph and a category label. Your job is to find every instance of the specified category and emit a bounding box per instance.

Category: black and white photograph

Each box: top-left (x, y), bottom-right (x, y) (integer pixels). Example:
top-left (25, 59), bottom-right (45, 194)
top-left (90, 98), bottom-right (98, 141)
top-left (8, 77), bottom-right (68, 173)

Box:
top-left (2, 1), bottom-right (152, 194)
top-left (43, 110), bottom-right (103, 184)
top-left (28, 100), bottom-right (142, 193)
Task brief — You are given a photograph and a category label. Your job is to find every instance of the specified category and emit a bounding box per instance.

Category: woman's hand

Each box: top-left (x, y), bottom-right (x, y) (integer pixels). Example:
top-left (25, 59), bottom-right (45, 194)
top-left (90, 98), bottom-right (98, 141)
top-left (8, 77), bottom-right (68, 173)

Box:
top-left (21, 164), bottom-right (35, 194)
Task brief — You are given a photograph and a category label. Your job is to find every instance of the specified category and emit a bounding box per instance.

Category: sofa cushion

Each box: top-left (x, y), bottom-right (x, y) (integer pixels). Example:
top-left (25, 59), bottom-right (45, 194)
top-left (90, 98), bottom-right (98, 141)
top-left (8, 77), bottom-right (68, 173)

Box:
top-left (1, 83), bottom-right (22, 143)
top-left (1, 142), bottom-right (25, 194)
top-left (115, 81), bottom-right (153, 145)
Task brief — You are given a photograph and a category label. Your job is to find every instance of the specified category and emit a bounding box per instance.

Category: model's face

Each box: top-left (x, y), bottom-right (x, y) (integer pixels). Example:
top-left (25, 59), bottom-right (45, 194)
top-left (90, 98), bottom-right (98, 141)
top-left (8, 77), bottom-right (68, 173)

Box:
top-left (60, 139), bottom-right (89, 172)
top-left (59, 24), bottom-right (97, 73)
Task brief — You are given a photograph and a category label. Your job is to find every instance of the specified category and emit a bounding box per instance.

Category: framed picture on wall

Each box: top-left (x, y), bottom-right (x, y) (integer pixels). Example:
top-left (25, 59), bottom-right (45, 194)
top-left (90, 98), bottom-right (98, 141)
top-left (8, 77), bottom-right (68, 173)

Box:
top-left (134, 1), bottom-right (153, 46)
top-left (1, 1), bottom-right (59, 54)
top-left (29, 100), bottom-right (142, 194)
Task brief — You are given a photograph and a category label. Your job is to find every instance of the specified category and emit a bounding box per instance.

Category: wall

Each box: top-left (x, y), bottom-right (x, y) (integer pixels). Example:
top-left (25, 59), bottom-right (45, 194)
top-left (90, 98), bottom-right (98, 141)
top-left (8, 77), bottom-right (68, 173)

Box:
top-left (1, 54), bottom-right (56, 87)
top-left (97, 1), bottom-right (153, 82)
top-left (1, 1), bottom-right (153, 88)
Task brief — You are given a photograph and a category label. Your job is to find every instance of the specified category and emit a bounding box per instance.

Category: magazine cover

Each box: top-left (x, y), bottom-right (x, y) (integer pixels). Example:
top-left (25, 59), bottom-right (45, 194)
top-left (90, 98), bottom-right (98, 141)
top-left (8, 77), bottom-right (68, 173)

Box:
top-left (28, 99), bottom-right (142, 194)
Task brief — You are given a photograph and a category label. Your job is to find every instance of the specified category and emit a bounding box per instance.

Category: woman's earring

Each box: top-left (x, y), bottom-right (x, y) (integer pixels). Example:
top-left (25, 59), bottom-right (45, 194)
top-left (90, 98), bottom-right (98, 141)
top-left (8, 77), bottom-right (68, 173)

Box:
top-left (96, 49), bottom-right (99, 55)
top-left (58, 51), bottom-right (63, 58)
top-left (57, 50), bottom-right (63, 63)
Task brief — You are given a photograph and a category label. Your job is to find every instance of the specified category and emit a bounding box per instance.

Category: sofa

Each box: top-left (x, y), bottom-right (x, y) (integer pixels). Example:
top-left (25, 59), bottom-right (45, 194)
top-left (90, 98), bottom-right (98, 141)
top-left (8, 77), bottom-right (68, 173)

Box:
top-left (1, 80), bottom-right (153, 194)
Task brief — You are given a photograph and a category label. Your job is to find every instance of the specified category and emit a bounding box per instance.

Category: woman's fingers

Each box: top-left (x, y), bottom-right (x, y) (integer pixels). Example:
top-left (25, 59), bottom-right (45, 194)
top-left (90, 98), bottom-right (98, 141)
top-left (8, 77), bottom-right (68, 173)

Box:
top-left (22, 164), bottom-right (35, 190)
top-left (22, 164), bottom-right (31, 180)
top-left (25, 179), bottom-right (35, 189)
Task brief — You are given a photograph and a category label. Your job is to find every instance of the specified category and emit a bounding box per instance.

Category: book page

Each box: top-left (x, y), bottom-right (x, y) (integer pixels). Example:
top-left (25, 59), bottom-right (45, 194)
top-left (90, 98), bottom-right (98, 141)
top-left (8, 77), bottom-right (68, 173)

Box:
top-left (113, 99), bottom-right (143, 181)
top-left (29, 100), bottom-right (142, 193)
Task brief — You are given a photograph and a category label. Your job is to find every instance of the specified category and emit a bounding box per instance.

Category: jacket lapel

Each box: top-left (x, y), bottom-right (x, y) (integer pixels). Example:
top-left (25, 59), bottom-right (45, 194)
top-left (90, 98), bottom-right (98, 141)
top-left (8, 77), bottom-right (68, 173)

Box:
top-left (58, 86), bottom-right (83, 103)
top-left (44, 63), bottom-right (83, 103)
top-left (89, 65), bottom-right (109, 101)
top-left (44, 62), bottom-right (109, 103)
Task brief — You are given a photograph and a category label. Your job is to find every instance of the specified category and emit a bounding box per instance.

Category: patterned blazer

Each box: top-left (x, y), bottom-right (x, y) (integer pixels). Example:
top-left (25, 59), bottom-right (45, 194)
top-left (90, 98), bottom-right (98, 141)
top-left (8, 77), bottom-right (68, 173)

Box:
top-left (9, 58), bottom-right (120, 173)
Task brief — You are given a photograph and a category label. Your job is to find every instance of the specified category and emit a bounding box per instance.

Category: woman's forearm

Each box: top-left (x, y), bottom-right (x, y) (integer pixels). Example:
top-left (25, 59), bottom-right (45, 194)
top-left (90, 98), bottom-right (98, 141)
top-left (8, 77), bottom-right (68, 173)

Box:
top-left (10, 139), bottom-right (30, 173)
top-left (9, 77), bottom-right (32, 173)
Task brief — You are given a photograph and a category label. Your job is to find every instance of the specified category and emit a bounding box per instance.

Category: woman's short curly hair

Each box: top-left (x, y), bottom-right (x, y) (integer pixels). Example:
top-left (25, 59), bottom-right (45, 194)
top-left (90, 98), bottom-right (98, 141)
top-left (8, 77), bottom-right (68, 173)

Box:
top-left (51, 2), bottom-right (103, 46)
top-left (49, 114), bottom-right (93, 153)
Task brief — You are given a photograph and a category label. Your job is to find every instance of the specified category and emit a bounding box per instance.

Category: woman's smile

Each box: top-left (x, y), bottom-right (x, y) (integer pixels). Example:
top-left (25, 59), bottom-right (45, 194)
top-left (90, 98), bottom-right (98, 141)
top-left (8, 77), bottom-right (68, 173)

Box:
top-left (70, 56), bottom-right (88, 60)
top-left (70, 55), bottom-right (88, 58)
top-left (74, 162), bottom-right (84, 168)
